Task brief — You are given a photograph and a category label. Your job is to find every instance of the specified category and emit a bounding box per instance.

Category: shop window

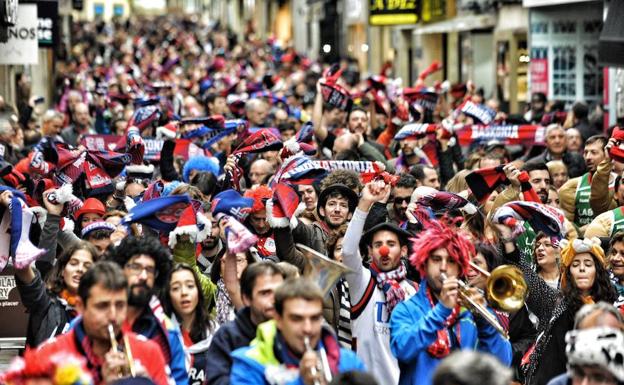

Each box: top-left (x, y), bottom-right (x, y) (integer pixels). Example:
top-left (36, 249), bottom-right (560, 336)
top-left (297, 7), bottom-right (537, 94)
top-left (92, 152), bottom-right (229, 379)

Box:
top-left (583, 44), bottom-right (603, 102)
top-left (114, 4), bottom-right (124, 16)
top-left (553, 20), bottom-right (576, 34)
top-left (93, 3), bottom-right (104, 17)
top-left (584, 20), bottom-right (602, 35)
top-left (552, 46), bottom-right (576, 100)
top-left (530, 21), bottom-right (548, 35)
top-left (531, 47), bottom-right (548, 60)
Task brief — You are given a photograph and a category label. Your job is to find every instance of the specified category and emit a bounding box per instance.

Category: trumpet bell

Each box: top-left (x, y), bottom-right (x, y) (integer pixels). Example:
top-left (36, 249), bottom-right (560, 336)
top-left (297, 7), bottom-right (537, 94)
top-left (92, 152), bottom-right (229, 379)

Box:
top-left (486, 265), bottom-right (527, 313)
top-left (296, 243), bottom-right (352, 297)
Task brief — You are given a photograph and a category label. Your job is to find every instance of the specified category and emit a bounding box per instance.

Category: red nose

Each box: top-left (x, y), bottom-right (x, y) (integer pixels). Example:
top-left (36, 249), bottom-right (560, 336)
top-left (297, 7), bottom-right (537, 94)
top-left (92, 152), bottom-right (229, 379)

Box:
top-left (379, 245), bottom-right (390, 257)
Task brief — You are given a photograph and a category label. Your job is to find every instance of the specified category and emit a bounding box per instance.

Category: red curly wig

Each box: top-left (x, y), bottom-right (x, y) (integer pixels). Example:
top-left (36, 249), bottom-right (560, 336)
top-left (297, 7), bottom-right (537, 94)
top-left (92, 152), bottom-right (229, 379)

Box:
top-left (409, 220), bottom-right (474, 279)
top-left (244, 185), bottom-right (273, 213)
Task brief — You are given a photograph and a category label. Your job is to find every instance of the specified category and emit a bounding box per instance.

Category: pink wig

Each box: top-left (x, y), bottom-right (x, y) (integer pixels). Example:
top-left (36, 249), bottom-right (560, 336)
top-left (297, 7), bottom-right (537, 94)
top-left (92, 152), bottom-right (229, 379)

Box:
top-left (409, 221), bottom-right (474, 278)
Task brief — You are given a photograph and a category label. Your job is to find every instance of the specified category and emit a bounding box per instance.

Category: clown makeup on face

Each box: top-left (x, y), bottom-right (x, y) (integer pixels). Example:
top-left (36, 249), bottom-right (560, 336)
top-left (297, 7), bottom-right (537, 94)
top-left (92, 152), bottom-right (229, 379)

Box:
top-left (368, 230), bottom-right (406, 272)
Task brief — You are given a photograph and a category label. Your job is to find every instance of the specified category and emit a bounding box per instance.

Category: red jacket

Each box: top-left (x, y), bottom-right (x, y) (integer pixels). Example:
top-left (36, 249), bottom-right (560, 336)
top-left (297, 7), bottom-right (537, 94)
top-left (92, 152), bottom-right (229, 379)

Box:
top-left (35, 327), bottom-right (172, 385)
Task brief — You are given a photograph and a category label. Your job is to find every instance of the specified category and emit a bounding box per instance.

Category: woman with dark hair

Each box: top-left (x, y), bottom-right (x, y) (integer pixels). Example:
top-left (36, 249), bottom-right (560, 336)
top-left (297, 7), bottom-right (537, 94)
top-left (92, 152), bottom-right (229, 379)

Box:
top-left (14, 241), bottom-right (98, 347)
top-left (496, 224), bottom-right (619, 385)
top-left (533, 232), bottom-right (561, 290)
top-left (162, 264), bottom-right (218, 385)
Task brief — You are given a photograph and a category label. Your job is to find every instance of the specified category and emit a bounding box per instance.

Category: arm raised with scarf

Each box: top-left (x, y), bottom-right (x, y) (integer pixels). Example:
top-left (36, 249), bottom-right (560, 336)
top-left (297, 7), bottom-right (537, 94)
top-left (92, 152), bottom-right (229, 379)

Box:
top-left (494, 223), bottom-right (559, 325)
top-left (342, 181), bottom-right (390, 302)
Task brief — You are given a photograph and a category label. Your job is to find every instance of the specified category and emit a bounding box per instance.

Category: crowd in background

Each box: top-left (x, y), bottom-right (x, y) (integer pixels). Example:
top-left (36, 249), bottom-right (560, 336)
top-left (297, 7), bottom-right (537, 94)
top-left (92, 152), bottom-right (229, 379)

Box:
top-left (0, 14), bottom-right (622, 385)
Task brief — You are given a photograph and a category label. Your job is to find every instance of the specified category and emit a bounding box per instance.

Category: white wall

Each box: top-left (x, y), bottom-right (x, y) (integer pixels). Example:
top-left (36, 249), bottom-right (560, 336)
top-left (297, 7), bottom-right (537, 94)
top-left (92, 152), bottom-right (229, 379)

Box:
top-left (472, 33), bottom-right (495, 98)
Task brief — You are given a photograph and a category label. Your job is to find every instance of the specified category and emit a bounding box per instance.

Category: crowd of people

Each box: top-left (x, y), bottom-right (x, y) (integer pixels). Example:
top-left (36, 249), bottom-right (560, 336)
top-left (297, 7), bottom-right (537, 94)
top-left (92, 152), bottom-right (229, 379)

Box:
top-left (0, 14), bottom-right (623, 385)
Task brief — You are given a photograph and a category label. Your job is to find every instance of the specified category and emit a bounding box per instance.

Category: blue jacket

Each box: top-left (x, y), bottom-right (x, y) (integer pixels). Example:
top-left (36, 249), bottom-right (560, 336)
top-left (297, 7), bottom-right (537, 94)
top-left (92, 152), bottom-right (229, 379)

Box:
top-left (390, 281), bottom-right (512, 385)
top-left (230, 321), bottom-right (365, 385)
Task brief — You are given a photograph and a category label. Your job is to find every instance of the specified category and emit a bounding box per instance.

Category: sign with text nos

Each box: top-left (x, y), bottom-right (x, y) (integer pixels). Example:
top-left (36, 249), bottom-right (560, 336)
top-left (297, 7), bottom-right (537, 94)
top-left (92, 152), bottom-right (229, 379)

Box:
top-left (369, 0), bottom-right (420, 26)
top-left (0, 4), bottom-right (39, 65)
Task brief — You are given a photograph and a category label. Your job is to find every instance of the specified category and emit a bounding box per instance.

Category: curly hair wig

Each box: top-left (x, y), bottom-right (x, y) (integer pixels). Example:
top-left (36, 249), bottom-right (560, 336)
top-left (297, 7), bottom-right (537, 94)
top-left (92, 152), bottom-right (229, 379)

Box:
top-left (409, 221), bottom-right (474, 279)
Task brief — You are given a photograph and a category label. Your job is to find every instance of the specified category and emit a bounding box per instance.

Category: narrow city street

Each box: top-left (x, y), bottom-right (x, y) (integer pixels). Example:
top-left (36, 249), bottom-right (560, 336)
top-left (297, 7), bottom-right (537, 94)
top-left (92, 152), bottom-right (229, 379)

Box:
top-left (0, 1), bottom-right (623, 385)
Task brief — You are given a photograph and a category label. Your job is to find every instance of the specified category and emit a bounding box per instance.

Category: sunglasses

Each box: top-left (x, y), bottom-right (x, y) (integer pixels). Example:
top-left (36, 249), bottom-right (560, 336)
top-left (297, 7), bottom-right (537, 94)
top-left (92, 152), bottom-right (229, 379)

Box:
top-left (393, 197), bottom-right (410, 204)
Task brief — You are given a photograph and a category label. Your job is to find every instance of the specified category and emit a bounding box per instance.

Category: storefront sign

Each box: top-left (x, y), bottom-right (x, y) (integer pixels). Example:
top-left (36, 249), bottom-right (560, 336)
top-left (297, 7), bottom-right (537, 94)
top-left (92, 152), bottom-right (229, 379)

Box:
top-left (369, 0), bottom-right (420, 26)
top-left (22, 0), bottom-right (60, 48)
top-left (421, 0), bottom-right (446, 23)
top-left (0, 266), bottom-right (28, 343)
top-left (0, 4), bottom-right (38, 65)
top-left (530, 58), bottom-right (549, 95)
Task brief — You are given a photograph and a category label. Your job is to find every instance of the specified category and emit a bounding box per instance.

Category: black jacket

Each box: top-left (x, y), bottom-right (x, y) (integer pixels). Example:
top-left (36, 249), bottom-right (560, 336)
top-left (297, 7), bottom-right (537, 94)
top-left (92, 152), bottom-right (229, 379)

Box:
top-left (205, 307), bottom-right (257, 385)
top-left (16, 270), bottom-right (75, 347)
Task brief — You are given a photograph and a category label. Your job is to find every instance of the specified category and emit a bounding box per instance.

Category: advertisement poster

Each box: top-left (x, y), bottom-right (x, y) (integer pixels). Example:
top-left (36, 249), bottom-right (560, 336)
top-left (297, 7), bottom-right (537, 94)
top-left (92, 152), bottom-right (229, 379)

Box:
top-left (0, 4), bottom-right (39, 65)
top-left (530, 58), bottom-right (549, 95)
top-left (0, 266), bottom-right (28, 346)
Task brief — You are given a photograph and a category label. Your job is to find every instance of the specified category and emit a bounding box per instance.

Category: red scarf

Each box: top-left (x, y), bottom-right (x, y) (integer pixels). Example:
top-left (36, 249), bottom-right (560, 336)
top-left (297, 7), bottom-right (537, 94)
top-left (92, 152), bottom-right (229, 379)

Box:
top-left (426, 286), bottom-right (461, 358)
top-left (59, 289), bottom-right (79, 307)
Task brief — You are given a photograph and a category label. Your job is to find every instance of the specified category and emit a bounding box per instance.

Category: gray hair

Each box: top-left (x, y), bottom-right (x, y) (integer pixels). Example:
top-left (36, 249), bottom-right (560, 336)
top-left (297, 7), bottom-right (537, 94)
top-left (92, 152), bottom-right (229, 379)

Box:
top-left (574, 301), bottom-right (624, 329)
top-left (0, 117), bottom-right (12, 136)
top-left (545, 123), bottom-right (564, 137)
top-left (433, 351), bottom-right (512, 385)
top-left (41, 109), bottom-right (63, 124)
top-left (245, 98), bottom-right (266, 113)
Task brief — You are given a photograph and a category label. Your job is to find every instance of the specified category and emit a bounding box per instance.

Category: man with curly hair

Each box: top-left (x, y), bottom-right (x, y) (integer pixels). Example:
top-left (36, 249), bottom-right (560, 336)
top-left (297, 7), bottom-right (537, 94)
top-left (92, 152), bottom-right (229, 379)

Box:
top-left (107, 236), bottom-right (189, 385)
top-left (389, 220), bottom-right (512, 385)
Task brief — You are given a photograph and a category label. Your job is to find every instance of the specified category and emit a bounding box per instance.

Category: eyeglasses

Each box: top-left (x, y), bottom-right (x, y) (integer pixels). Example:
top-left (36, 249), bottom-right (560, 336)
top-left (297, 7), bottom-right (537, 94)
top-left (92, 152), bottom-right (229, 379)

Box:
top-left (570, 366), bottom-right (617, 385)
top-left (125, 263), bottom-right (157, 278)
top-left (393, 197), bottom-right (410, 204)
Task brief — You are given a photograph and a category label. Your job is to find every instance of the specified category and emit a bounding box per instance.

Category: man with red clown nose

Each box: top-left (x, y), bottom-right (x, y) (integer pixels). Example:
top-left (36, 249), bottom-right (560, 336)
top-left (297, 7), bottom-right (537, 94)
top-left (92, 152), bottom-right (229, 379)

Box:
top-left (342, 180), bottom-right (419, 385)
top-left (389, 220), bottom-right (512, 385)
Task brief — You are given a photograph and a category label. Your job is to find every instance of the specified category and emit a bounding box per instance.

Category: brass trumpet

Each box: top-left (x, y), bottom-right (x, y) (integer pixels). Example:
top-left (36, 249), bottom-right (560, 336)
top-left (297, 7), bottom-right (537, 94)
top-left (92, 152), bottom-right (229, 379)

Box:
top-left (304, 336), bottom-right (332, 385)
top-left (441, 263), bottom-right (527, 338)
top-left (296, 243), bottom-right (352, 297)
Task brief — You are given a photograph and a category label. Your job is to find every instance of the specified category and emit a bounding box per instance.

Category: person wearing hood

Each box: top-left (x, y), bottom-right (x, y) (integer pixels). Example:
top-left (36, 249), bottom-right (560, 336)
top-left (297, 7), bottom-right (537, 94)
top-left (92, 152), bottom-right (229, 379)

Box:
top-left (162, 264), bottom-right (219, 385)
top-left (230, 278), bottom-right (365, 385)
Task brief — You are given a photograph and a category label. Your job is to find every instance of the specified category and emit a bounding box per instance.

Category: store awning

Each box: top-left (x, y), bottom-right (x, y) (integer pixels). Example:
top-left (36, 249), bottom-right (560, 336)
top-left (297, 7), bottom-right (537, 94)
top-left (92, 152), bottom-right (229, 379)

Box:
top-left (411, 14), bottom-right (496, 35)
top-left (599, 0), bottom-right (624, 66)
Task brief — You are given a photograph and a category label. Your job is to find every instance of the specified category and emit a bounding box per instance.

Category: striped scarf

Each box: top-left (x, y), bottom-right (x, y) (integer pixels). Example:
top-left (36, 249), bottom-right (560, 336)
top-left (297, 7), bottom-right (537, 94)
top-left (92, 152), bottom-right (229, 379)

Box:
top-left (369, 263), bottom-right (408, 314)
top-left (336, 278), bottom-right (352, 349)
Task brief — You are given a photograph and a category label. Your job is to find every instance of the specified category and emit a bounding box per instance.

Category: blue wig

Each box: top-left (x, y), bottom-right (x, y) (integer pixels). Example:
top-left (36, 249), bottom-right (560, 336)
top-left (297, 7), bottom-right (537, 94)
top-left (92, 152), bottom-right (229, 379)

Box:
top-left (182, 156), bottom-right (220, 182)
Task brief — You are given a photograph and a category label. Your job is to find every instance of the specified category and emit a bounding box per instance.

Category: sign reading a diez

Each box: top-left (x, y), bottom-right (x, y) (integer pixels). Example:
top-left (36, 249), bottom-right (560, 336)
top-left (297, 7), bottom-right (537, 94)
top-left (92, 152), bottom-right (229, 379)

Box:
top-left (0, 4), bottom-right (38, 65)
top-left (369, 0), bottom-right (420, 26)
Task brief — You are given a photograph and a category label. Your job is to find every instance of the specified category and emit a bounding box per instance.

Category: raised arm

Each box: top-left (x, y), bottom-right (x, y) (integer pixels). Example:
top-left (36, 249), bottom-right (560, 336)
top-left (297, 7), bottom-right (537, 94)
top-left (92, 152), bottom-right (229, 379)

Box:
top-left (312, 79), bottom-right (328, 143)
top-left (494, 223), bottom-right (559, 324)
top-left (342, 181), bottom-right (390, 300)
